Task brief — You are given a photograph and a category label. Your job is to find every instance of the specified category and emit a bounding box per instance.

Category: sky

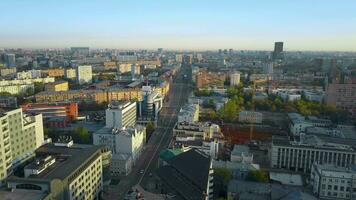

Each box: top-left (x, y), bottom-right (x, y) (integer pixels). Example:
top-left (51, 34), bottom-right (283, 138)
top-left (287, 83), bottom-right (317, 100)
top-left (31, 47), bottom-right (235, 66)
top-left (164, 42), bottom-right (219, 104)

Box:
top-left (0, 0), bottom-right (356, 51)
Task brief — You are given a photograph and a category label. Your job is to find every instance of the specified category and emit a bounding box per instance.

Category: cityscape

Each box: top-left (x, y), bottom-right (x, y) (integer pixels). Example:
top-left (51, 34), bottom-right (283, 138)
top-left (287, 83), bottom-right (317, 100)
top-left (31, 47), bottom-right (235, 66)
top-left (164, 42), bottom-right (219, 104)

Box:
top-left (1, 1), bottom-right (356, 200)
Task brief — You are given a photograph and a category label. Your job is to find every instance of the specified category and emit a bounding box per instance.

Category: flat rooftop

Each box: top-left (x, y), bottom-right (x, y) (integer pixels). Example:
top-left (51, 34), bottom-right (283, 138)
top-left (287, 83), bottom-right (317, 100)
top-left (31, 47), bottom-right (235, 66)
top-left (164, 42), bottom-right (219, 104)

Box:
top-left (28, 144), bottom-right (103, 180)
top-left (0, 189), bottom-right (47, 200)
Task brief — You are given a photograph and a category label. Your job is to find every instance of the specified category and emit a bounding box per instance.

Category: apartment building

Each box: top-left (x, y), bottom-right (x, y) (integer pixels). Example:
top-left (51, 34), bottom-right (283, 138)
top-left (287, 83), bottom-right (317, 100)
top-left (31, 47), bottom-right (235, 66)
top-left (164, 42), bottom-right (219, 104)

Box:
top-left (0, 108), bottom-right (44, 185)
top-left (326, 82), bottom-right (356, 116)
top-left (0, 84), bottom-right (34, 95)
top-left (195, 69), bottom-right (226, 88)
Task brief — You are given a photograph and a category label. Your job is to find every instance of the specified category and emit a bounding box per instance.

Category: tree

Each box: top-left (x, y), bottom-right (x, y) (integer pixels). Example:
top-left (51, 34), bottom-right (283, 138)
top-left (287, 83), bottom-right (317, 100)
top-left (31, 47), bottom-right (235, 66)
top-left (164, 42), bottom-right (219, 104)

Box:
top-left (146, 122), bottom-right (155, 141)
top-left (219, 100), bottom-right (239, 122)
top-left (34, 82), bottom-right (45, 93)
top-left (246, 170), bottom-right (268, 183)
top-left (73, 126), bottom-right (90, 144)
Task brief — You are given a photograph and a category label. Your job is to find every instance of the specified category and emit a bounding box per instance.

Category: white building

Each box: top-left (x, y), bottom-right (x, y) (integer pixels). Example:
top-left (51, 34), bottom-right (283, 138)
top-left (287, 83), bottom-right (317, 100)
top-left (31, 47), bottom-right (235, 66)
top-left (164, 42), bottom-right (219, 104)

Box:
top-left (271, 135), bottom-right (356, 173)
top-left (173, 122), bottom-right (221, 141)
top-left (231, 145), bottom-right (253, 164)
top-left (311, 163), bottom-right (356, 200)
top-left (0, 108), bottom-right (44, 185)
top-left (230, 72), bottom-right (241, 86)
top-left (238, 111), bottom-right (263, 124)
top-left (303, 90), bottom-right (324, 103)
top-left (106, 101), bottom-right (137, 129)
top-left (16, 70), bottom-right (42, 80)
top-left (177, 104), bottom-right (199, 123)
top-left (0, 84), bottom-right (34, 95)
top-left (288, 113), bottom-right (332, 136)
top-left (0, 77), bottom-right (54, 86)
top-left (93, 125), bottom-right (146, 176)
top-left (76, 65), bottom-right (92, 84)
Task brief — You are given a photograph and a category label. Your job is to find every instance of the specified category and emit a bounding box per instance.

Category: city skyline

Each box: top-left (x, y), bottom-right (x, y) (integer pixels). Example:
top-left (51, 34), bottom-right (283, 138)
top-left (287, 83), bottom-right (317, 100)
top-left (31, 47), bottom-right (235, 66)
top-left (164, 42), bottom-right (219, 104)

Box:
top-left (1, 0), bottom-right (356, 51)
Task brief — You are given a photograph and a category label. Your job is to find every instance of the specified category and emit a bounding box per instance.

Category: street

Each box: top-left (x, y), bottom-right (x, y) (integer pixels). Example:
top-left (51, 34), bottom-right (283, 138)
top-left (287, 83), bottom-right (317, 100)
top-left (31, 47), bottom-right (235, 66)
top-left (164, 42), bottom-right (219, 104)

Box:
top-left (103, 64), bottom-right (192, 199)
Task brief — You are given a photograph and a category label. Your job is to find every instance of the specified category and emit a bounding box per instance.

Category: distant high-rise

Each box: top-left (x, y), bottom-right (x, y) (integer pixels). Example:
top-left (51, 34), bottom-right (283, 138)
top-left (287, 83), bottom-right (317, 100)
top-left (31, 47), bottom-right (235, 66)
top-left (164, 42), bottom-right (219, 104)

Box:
top-left (157, 48), bottom-right (163, 54)
top-left (230, 72), bottom-right (241, 86)
top-left (5, 54), bottom-right (16, 67)
top-left (272, 42), bottom-right (284, 60)
top-left (76, 65), bottom-right (92, 85)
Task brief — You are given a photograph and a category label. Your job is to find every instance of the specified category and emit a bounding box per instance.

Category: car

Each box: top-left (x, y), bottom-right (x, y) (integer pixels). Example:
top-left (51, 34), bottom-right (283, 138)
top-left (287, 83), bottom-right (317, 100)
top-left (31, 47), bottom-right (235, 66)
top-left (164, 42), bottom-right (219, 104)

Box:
top-left (139, 170), bottom-right (144, 174)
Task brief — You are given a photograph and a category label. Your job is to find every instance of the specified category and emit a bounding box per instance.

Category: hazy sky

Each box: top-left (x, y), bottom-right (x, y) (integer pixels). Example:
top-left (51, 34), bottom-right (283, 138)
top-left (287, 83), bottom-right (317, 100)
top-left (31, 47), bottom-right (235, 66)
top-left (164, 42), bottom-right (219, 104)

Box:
top-left (1, 0), bottom-right (356, 51)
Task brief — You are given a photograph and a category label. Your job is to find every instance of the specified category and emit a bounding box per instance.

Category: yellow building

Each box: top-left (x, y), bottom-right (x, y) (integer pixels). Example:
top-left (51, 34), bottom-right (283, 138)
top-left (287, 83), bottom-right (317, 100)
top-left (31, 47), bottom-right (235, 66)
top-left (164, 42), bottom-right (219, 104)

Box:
top-left (45, 81), bottom-right (69, 92)
top-left (43, 68), bottom-right (65, 78)
top-left (104, 61), bottom-right (117, 70)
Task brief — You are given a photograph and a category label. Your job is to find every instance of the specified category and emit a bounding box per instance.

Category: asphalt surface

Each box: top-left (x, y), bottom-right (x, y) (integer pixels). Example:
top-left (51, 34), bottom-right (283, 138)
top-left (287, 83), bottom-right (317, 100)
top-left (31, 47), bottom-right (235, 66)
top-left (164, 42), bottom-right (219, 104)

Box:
top-left (103, 64), bottom-right (192, 200)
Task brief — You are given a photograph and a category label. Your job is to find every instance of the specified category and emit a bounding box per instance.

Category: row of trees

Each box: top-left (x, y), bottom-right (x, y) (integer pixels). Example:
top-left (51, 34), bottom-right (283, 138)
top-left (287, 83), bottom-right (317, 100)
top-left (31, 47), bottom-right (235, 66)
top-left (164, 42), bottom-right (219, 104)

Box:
top-left (205, 85), bottom-right (350, 123)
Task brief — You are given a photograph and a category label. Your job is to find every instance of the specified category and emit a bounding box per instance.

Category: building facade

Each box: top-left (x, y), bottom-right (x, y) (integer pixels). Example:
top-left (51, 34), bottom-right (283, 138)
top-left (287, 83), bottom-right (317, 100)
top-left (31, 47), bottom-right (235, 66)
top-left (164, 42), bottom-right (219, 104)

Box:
top-left (105, 101), bottom-right (136, 129)
top-left (45, 81), bottom-right (69, 92)
top-left (271, 135), bottom-right (356, 173)
top-left (77, 65), bottom-right (93, 85)
top-left (0, 108), bottom-right (44, 185)
top-left (311, 163), bottom-right (356, 200)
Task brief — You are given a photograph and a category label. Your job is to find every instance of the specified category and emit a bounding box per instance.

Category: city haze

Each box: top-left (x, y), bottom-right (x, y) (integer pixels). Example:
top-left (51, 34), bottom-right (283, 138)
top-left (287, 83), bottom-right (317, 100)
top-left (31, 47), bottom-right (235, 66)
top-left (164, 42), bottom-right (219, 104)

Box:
top-left (1, 0), bottom-right (356, 51)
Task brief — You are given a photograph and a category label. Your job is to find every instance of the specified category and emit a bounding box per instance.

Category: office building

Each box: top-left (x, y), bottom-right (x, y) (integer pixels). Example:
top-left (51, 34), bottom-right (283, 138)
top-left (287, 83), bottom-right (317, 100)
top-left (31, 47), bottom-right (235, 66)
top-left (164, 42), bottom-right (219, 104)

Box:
top-left (93, 125), bottom-right (146, 176)
top-left (4, 142), bottom-right (111, 200)
top-left (326, 82), bottom-right (356, 116)
top-left (230, 72), bottom-right (241, 86)
top-left (137, 86), bottom-right (163, 125)
top-left (271, 135), bottom-right (356, 173)
top-left (173, 122), bottom-right (221, 141)
top-left (0, 108), bottom-right (44, 185)
top-left (45, 81), bottom-right (69, 92)
top-left (105, 101), bottom-right (136, 129)
top-left (76, 65), bottom-right (92, 85)
top-left (5, 54), bottom-right (16, 67)
top-left (156, 149), bottom-right (214, 200)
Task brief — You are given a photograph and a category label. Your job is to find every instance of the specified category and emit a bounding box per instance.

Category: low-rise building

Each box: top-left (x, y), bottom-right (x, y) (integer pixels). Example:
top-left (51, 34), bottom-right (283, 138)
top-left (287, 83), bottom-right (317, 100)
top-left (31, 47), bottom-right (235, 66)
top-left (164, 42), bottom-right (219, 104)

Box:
top-left (288, 113), bottom-right (332, 136)
top-left (178, 104), bottom-right (199, 123)
top-left (0, 77), bottom-right (55, 86)
top-left (0, 68), bottom-right (16, 77)
top-left (231, 145), bottom-right (253, 163)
